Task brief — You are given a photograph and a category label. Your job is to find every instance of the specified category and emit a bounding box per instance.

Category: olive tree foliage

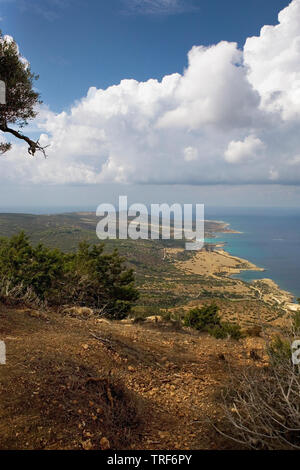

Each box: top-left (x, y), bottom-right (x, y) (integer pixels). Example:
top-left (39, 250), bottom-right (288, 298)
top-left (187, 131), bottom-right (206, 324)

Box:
top-left (0, 31), bottom-right (48, 156)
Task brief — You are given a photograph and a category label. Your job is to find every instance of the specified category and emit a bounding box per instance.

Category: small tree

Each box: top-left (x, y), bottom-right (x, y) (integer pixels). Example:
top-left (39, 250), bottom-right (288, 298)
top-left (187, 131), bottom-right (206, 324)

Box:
top-left (0, 232), bottom-right (64, 298)
top-left (0, 233), bottom-right (139, 319)
top-left (62, 241), bottom-right (139, 319)
top-left (0, 31), bottom-right (47, 156)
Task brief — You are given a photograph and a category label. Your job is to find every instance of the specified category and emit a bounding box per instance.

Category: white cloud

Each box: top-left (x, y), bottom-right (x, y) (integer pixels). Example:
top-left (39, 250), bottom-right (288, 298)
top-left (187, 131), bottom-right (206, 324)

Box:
top-left (3, 0), bottom-right (300, 186)
top-left (158, 42), bottom-right (261, 130)
top-left (244, 0), bottom-right (300, 120)
top-left (124, 0), bottom-right (198, 15)
top-left (184, 146), bottom-right (198, 162)
top-left (224, 135), bottom-right (264, 164)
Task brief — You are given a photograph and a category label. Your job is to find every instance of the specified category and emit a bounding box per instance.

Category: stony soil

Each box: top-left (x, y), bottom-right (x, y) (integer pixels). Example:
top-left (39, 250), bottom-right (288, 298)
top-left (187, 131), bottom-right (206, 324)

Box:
top-left (0, 304), bottom-right (266, 450)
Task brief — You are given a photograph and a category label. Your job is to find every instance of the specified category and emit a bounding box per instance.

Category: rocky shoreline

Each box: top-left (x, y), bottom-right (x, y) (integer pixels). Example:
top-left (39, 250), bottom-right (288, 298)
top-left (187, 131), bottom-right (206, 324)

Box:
top-left (209, 221), bottom-right (298, 313)
top-left (177, 219), bottom-right (299, 314)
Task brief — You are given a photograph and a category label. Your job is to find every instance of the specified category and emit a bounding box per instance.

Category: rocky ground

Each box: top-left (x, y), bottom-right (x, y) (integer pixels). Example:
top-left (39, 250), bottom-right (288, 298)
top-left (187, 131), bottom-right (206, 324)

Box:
top-left (0, 303), bottom-right (267, 450)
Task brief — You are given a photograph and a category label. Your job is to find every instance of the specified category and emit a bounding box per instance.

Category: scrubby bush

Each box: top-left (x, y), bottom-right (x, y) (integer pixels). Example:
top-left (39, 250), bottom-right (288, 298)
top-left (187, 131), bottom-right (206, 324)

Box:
top-left (184, 304), bottom-right (220, 330)
top-left (184, 304), bottom-right (241, 339)
top-left (209, 322), bottom-right (242, 341)
top-left (0, 232), bottom-right (139, 319)
top-left (219, 314), bottom-right (300, 449)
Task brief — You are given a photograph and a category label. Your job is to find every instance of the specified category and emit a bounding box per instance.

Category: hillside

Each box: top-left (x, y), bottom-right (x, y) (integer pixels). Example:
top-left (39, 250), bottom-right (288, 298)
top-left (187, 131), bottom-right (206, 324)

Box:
top-left (0, 303), bottom-right (267, 450)
top-left (0, 212), bottom-right (230, 250)
top-left (0, 212), bottom-right (295, 450)
top-left (0, 212), bottom-right (293, 327)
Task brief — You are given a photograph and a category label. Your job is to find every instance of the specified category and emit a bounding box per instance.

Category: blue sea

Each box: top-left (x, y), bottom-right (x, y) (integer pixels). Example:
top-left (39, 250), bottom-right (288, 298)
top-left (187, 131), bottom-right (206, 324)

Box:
top-left (205, 207), bottom-right (300, 300)
top-left (0, 205), bottom-right (299, 299)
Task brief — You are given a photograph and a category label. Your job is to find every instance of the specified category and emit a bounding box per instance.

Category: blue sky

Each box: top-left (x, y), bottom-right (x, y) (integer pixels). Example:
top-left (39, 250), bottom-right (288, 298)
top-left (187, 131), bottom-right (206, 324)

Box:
top-left (2, 0), bottom-right (300, 208)
top-left (2, 0), bottom-right (290, 112)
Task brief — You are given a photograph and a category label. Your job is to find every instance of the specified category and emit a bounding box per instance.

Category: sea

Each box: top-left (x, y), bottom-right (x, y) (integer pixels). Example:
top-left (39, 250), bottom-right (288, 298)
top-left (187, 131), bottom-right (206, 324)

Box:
top-left (0, 205), bottom-right (299, 299)
top-left (205, 206), bottom-right (300, 300)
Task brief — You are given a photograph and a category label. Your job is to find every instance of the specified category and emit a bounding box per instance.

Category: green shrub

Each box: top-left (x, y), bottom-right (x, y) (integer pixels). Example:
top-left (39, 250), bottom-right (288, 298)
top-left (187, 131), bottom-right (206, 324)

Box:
top-left (184, 304), bottom-right (221, 331)
top-left (184, 304), bottom-right (242, 340)
top-left (207, 324), bottom-right (226, 339)
top-left (0, 232), bottom-right (64, 299)
top-left (61, 241), bottom-right (139, 319)
top-left (0, 232), bottom-right (139, 319)
top-left (209, 322), bottom-right (242, 340)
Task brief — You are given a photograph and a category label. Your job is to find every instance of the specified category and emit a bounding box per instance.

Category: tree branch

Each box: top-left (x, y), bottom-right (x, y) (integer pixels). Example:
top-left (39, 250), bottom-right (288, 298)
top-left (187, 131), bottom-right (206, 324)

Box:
top-left (0, 123), bottom-right (49, 157)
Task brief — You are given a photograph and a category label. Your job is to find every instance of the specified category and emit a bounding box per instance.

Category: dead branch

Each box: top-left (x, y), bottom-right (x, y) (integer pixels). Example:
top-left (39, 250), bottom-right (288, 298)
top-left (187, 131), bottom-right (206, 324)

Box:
top-left (0, 123), bottom-right (49, 157)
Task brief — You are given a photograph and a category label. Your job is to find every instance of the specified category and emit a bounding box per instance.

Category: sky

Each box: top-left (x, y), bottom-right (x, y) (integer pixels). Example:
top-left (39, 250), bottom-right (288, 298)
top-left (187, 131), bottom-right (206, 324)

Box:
top-left (1, 0), bottom-right (300, 208)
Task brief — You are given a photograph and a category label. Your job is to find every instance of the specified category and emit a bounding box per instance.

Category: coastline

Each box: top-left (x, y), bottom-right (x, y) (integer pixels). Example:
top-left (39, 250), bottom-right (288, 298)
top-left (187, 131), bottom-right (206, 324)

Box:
top-left (175, 247), bottom-right (296, 312)
top-left (176, 219), bottom-right (298, 313)
top-left (214, 222), bottom-right (298, 310)
top-left (175, 247), bottom-right (264, 278)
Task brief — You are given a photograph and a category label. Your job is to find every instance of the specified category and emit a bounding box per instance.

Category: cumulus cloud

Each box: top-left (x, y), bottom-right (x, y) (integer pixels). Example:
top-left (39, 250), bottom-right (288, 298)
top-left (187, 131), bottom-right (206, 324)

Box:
top-left (3, 0), bottom-right (300, 186)
top-left (244, 0), bottom-right (300, 120)
top-left (157, 42), bottom-right (261, 130)
top-left (224, 135), bottom-right (264, 164)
